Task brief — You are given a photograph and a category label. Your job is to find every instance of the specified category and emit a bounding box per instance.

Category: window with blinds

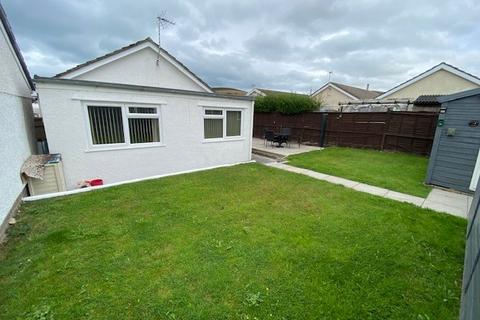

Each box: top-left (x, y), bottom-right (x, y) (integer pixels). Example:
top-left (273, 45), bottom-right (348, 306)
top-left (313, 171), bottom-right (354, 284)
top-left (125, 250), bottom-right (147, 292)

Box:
top-left (88, 106), bottom-right (125, 144)
top-left (203, 108), bottom-right (242, 140)
top-left (226, 111), bottom-right (241, 136)
top-left (127, 107), bottom-right (160, 144)
top-left (87, 104), bottom-right (161, 147)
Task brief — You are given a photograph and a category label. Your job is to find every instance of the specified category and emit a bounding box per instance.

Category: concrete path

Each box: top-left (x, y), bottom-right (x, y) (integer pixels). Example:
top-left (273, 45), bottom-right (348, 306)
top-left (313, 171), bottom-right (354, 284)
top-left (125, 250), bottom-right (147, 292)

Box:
top-left (423, 188), bottom-right (473, 218)
top-left (266, 162), bottom-right (471, 218)
top-left (252, 137), bottom-right (322, 158)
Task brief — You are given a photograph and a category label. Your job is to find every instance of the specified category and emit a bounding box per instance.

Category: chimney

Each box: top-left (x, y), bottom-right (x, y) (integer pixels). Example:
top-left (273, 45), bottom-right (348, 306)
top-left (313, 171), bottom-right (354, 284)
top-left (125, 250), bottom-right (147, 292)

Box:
top-left (366, 84), bottom-right (370, 91)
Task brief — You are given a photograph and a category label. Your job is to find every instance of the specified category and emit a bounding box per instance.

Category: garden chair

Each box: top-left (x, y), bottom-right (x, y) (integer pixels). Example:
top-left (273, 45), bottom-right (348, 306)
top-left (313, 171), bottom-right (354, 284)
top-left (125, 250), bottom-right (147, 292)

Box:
top-left (280, 127), bottom-right (291, 148)
top-left (264, 130), bottom-right (276, 147)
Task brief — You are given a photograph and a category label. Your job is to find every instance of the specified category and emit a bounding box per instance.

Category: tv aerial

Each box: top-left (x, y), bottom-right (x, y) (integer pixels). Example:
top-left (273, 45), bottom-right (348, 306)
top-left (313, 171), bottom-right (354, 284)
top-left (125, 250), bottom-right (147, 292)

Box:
top-left (156, 12), bottom-right (175, 65)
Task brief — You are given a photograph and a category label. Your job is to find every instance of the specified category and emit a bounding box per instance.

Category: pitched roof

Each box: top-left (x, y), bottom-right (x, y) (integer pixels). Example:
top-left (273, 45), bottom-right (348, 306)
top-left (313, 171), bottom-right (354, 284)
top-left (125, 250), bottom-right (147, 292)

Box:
top-left (330, 82), bottom-right (383, 99)
top-left (212, 87), bottom-right (247, 96)
top-left (247, 88), bottom-right (307, 96)
top-left (377, 62), bottom-right (480, 99)
top-left (54, 37), bottom-right (212, 92)
top-left (0, 3), bottom-right (34, 90)
top-left (311, 82), bottom-right (382, 100)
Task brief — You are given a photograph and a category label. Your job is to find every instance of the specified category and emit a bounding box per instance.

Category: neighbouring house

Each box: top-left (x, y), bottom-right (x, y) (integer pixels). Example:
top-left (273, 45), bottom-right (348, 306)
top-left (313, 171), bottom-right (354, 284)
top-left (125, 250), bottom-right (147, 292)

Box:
top-left (35, 38), bottom-right (254, 191)
top-left (0, 4), bottom-right (35, 236)
top-left (310, 82), bottom-right (383, 111)
top-left (426, 88), bottom-right (480, 193)
top-left (212, 87), bottom-right (247, 96)
top-left (377, 62), bottom-right (480, 101)
top-left (246, 88), bottom-right (307, 97)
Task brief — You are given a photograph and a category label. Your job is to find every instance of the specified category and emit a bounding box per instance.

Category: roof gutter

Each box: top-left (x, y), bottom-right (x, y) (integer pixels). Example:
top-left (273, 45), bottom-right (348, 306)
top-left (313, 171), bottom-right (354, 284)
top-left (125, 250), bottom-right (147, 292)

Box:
top-left (33, 76), bottom-right (255, 101)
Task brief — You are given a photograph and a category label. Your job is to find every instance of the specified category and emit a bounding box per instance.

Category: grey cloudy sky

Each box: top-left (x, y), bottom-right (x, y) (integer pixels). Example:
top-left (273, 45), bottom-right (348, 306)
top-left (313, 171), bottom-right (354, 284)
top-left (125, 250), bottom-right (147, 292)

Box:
top-left (3, 0), bottom-right (480, 93)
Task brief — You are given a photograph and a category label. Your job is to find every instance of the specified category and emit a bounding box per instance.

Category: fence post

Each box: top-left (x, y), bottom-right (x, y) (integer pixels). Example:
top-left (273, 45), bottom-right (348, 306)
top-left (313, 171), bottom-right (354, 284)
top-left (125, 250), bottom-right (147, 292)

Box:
top-left (319, 113), bottom-right (328, 147)
top-left (381, 112), bottom-right (392, 150)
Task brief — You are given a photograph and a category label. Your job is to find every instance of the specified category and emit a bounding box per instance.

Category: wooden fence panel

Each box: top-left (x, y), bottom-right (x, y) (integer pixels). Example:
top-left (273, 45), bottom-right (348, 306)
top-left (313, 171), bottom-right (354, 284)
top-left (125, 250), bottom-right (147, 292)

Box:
top-left (253, 112), bottom-right (324, 145)
top-left (324, 112), bottom-right (438, 155)
top-left (253, 111), bottom-right (438, 155)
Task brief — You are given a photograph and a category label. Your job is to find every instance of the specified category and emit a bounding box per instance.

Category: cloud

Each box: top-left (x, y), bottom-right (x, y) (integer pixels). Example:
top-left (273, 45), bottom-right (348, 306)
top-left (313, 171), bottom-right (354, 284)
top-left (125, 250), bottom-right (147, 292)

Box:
top-left (3, 0), bottom-right (480, 92)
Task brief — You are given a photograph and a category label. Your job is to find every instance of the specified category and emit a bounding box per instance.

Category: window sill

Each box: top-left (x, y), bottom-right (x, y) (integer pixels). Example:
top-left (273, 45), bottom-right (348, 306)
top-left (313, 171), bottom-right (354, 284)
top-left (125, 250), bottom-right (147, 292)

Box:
top-left (202, 137), bottom-right (245, 144)
top-left (84, 143), bottom-right (166, 153)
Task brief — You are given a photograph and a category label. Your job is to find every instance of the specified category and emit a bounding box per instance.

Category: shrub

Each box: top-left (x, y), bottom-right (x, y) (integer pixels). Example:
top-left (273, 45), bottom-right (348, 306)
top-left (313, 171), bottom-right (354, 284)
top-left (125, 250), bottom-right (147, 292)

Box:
top-left (254, 93), bottom-right (320, 114)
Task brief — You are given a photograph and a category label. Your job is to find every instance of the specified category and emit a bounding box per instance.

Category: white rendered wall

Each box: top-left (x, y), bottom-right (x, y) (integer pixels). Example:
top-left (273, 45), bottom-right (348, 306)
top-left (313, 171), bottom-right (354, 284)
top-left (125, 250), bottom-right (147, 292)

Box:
top-left (36, 82), bottom-right (253, 190)
top-left (0, 22), bottom-right (34, 225)
top-left (71, 47), bottom-right (207, 92)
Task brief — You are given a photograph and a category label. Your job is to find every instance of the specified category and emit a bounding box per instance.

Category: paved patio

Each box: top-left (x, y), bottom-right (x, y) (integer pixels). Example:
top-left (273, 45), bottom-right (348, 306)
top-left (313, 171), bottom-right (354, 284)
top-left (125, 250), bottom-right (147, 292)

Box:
top-left (265, 162), bottom-right (472, 219)
top-left (252, 137), bottom-right (321, 158)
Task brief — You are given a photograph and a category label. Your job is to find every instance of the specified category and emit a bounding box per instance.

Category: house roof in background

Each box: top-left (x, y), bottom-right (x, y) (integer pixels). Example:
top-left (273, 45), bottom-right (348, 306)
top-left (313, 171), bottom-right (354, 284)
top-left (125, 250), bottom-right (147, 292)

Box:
top-left (311, 82), bottom-right (382, 100)
top-left (331, 82), bottom-right (383, 99)
top-left (247, 88), bottom-right (307, 96)
top-left (212, 87), bottom-right (247, 96)
top-left (0, 3), bottom-right (34, 90)
top-left (53, 37), bottom-right (212, 92)
top-left (377, 62), bottom-right (480, 99)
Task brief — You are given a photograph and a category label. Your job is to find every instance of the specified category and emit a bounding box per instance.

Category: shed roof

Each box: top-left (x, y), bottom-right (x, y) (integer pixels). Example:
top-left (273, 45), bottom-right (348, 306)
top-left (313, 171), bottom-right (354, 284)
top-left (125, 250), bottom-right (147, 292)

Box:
top-left (413, 95), bottom-right (444, 106)
top-left (437, 88), bottom-right (480, 103)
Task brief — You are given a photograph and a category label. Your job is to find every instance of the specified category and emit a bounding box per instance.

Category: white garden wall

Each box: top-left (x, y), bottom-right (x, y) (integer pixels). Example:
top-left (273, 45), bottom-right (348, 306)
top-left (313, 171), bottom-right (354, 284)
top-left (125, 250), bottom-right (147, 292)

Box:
top-left (0, 20), bottom-right (34, 228)
top-left (36, 81), bottom-right (254, 190)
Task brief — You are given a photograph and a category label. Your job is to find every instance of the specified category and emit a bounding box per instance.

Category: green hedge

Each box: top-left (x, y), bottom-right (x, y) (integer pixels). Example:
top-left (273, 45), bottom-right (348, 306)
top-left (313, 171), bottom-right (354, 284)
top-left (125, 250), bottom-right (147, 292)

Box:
top-left (254, 93), bottom-right (320, 114)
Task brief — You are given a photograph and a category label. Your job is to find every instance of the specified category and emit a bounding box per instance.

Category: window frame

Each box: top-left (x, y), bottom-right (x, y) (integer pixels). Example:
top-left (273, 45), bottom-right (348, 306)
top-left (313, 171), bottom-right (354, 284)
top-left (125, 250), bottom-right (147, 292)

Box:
top-left (83, 101), bottom-right (164, 152)
top-left (202, 107), bottom-right (243, 142)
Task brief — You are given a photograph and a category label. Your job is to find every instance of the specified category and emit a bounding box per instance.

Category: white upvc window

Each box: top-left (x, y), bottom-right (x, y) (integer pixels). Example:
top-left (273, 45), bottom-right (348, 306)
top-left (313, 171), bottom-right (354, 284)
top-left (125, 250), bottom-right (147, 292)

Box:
top-left (203, 108), bottom-right (242, 140)
top-left (85, 103), bottom-right (163, 150)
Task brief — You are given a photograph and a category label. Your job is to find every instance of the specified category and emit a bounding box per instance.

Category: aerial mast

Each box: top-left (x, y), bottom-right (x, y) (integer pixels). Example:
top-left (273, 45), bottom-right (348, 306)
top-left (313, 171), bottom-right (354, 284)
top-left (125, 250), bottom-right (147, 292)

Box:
top-left (156, 12), bottom-right (175, 65)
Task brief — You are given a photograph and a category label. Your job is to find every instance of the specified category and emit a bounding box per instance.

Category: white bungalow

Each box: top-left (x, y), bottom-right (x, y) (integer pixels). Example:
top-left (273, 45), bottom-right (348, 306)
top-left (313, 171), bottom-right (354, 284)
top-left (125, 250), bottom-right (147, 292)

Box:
top-left (35, 38), bottom-right (254, 190)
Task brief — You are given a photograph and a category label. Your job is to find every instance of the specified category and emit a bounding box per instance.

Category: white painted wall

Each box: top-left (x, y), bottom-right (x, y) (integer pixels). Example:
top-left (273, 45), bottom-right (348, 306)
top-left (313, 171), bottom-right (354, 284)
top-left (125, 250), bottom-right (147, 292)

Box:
top-left (36, 82), bottom-right (253, 190)
top-left (70, 47), bottom-right (207, 92)
top-left (0, 21), bottom-right (34, 225)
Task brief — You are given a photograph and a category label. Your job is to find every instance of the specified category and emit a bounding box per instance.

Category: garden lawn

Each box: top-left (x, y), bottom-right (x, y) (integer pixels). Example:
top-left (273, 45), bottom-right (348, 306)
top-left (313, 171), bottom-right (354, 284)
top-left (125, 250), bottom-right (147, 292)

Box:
top-left (0, 164), bottom-right (465, 319)
top-left (288, 147), bottom-right (432, 197)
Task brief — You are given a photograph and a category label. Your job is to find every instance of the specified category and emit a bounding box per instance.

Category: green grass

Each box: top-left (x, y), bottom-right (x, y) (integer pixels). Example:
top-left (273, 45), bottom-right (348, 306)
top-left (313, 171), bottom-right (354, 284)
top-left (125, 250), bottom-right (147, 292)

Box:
top-left (0, 164), bottom-right (465, 319)
top-left (288, 147), bottom-right (432, 197)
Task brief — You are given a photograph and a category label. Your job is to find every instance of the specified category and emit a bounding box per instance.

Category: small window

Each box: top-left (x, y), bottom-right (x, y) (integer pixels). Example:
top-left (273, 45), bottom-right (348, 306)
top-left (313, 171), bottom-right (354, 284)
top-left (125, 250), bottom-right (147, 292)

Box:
top-left (226, 111), bottom-right (241, 136)
top-left (205, 110), bottom-right (223, 115)
top-left (129, 107), bottom-right (157, 114)
top-left (203, 108), bottom-right (242, 140)
top-left (127, 106), bottom-right (161, 144)
top-left (88, 106), bottom-right (125, 145)
top-left (204, 118), bottom-right (223, 139)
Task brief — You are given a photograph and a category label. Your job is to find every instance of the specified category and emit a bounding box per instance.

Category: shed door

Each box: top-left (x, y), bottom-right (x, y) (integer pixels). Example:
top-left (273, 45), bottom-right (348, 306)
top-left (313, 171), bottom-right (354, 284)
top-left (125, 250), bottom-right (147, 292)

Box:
top-left (470, 150), bottom-right (480, 191)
